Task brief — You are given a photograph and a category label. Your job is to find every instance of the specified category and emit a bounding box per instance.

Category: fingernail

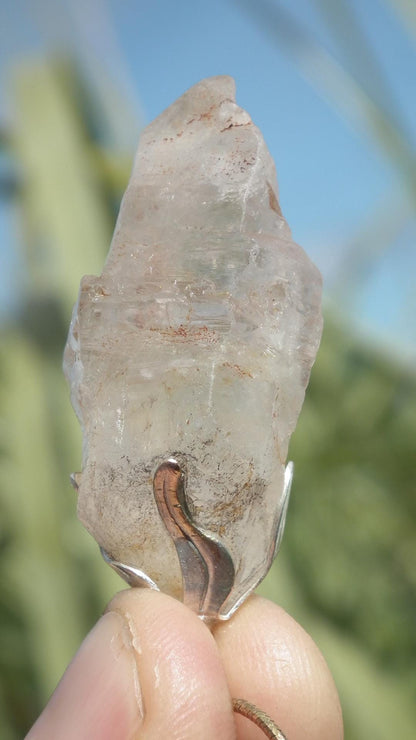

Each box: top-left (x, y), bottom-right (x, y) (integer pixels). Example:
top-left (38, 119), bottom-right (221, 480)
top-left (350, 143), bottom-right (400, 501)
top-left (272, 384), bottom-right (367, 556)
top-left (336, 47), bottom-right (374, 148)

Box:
top-left (27, 612), bottom-right (143, 740)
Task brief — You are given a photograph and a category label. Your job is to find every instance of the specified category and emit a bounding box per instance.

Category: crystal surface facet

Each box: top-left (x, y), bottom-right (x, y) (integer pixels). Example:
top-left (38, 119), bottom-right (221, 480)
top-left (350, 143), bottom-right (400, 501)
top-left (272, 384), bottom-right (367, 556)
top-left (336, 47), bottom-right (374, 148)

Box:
top-left (64, 76), bottom-right (323, 617)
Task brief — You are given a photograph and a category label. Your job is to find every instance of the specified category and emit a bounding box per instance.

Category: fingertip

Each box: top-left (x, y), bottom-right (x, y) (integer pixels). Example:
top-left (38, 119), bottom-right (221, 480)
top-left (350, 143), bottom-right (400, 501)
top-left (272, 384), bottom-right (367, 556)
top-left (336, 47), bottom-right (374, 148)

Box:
top-left (108, 588), bottom-right (236, 739)
top-left (26, 610), bottom-right (141, 740)
top-left (214, 596), bottom-right (343, 740)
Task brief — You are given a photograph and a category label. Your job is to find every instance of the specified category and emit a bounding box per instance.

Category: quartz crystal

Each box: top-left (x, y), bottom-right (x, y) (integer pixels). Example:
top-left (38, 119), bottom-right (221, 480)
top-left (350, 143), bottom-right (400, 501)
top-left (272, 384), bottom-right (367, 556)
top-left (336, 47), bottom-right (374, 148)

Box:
top-left (64, 76), bottom-right (322, 618)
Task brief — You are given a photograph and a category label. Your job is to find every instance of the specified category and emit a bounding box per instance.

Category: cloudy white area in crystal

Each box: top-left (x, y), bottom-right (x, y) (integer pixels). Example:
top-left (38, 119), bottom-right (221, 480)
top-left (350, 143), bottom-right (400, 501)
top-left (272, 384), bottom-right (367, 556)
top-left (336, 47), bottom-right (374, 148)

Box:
top-left (64, 76), bottom-right (323, 616)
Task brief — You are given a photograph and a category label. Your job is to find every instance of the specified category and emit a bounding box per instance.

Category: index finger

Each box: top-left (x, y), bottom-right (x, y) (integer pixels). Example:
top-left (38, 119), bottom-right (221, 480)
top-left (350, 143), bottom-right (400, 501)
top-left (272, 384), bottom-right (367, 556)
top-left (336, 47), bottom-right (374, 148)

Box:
top-left (214, 595), bottom-right (344, 739)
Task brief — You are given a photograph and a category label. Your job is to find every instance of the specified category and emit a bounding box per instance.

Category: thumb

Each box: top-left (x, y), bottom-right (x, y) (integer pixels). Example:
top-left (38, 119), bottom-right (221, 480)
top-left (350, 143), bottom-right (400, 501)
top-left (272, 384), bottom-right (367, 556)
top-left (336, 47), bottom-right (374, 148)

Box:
top-left (26, 589), bottom-right (235, 740)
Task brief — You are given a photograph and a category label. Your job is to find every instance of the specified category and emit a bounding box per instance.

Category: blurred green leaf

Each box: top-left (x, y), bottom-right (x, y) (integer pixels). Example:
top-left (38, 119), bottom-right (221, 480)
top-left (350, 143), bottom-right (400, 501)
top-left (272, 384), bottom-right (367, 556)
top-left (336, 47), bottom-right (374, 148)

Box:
top-left (12, 61), bottom-right (116, 316)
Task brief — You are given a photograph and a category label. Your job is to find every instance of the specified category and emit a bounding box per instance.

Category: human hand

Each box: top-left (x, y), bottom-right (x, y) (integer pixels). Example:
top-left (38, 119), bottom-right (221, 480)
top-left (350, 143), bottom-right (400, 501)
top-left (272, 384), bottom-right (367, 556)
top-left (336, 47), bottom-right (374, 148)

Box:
top-left (26, 589), bottom-right (343, 739)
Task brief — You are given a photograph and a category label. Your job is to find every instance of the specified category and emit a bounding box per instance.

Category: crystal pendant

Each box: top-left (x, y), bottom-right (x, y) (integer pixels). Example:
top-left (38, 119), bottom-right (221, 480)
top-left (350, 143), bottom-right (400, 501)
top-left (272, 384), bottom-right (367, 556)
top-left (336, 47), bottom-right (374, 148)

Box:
top-left (64, 76), bottom-right (322, 621)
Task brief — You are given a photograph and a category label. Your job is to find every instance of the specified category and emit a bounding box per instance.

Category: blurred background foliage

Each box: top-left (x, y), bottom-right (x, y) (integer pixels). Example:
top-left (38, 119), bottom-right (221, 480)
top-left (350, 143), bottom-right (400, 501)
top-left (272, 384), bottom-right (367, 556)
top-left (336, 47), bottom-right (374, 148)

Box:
top-left (0, 1), bottom-right (415, 738)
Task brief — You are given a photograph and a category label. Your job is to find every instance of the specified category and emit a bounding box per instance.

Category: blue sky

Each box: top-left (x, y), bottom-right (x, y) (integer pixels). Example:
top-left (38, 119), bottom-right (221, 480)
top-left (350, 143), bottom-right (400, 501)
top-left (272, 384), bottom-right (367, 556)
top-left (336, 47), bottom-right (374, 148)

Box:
top-left (1, 0), bottom-right (415, 359)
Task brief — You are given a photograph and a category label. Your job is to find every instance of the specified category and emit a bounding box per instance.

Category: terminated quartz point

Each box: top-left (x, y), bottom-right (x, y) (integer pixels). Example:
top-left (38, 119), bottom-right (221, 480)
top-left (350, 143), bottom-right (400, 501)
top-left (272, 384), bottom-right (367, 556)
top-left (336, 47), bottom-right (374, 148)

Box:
top-left (64, 76), bottom-right (322, 619)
